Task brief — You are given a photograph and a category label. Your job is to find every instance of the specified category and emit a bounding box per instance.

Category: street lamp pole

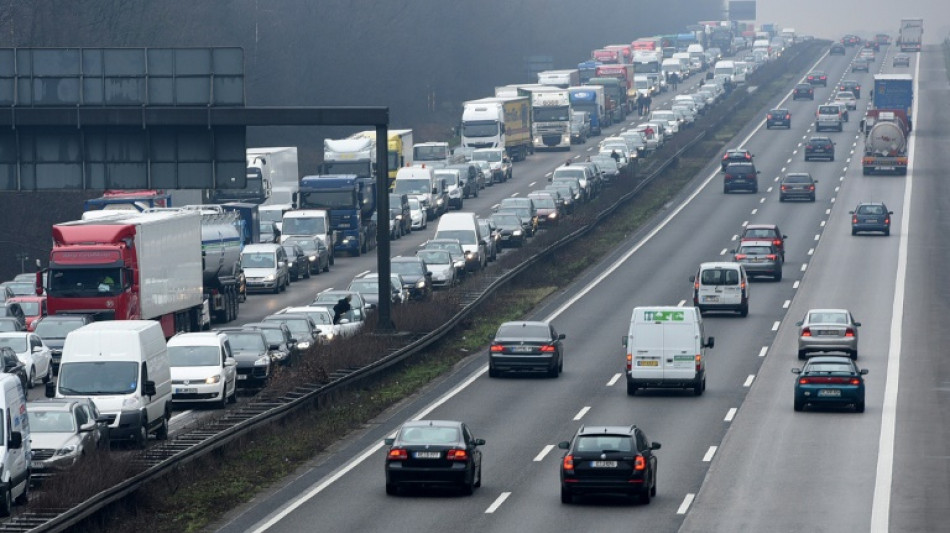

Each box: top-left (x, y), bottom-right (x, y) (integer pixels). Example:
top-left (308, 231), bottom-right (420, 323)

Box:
top-left (15, 252), bottom-right (28, 274)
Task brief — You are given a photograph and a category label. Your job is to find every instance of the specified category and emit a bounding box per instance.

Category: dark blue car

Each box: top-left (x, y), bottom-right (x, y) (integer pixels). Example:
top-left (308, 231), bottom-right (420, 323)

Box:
top-left (850, 202), bottom-right (893, 236)
top-left (792, 356), bottom-right (868, 412)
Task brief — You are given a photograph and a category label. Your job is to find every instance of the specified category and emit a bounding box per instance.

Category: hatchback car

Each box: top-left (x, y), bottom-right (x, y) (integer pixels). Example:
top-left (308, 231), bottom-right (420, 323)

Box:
top-left (214, 328), bottom-right (272, 388)
top-left (489, 321), bottom-right (565, 378)
top-left (796, 308), bottom-right (861, 360)
top-left (244, 321), bottom-right (300, 365)
top-left (283, 235), bottom-right (331, 275)
top-left (734, 241), bottom-right (783, 281)
top-left (0, 332), bottom-right (52, 387)
top-left (528, 192), bottom-right (561, 227)
top-left (833, 91), bottom-right (857, 111)
top-left (384, 419), bottom-right (485, 495)
top-left (721, 148), bottom-right (754, 170)
top-left (558, 425), bottom-right (660, 504)
top-left (839, 80), bottom-right (861, 99)
top-left (806, 71), bottom-right (828, 86)
top-left (779, 173), bottom-right (817, 202)
top-left (804, 136), bottom-right (835, 161)
top-left (280, 243), bottom-right (310, 282)
top-left (420, 239), bottom-right (467, 277)
top-left (852, 58), bottom-right (870, 72)
top-left (408, 197), bottom-right (427, 230)
top-left (241, 243), bottom-right (290, 294)
top-left (792, 356), bottom-right (868, 412)
top-left (28, 399), bottom-right (110, 473)
top-left (476, 218), bottom-right (500, 262)
top-left (390, 256), bottom-right (433, 300)
top-left (722, 162), bottom-right (759, 193)
top-left (416, 250), bottom-right (458, 288)
top-left (490, 212), bottom-right (528, 247)
top-left (850, 202), bottom-right (892, 236)
top-left (792, 83), bottom-right (814, 100)
top-left (765, 108), bottom-right (791, 129)
top-left (892, 54), bottom-right (910, 67)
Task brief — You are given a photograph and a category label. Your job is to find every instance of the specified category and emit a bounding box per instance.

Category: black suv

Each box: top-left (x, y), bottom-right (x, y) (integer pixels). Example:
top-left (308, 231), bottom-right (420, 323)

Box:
top-left (779, 173), bottom-right (817, 202)
top-left (830, 43), bottom-right (846, 55)
top-left (558, 425), bottom-right (661, 504)
top-left (722, 162), bottom-right (759, 193)
top-left (804, 136), bottom-right (836, 161)
top-left (792, 83), bottom-right (814, 100)
top-left (766, 108), bottom-right (792, 129)
top-left (839, 80), bottom-right (861, 99)
top-left (851, 202), bottom-right (893, 236)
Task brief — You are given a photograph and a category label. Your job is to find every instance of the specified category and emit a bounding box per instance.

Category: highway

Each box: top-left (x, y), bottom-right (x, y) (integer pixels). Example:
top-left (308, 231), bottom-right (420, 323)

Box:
top-left (199, 42), bottom-right (948, 533)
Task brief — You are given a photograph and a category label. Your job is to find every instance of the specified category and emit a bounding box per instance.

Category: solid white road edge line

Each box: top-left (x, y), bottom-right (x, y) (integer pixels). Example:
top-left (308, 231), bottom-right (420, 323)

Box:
top-left (677, 493), bottom-right (696, 514)
top-left (702, 446), bottom-right (717, 462)
top-left (533, 444), bottom-right (555, 462)
top-left (485, 492), bottom-right (511, 514)
top-left (870, 51), bottom-right (917, 533)
top-left (573, 406), bottom-right (591, 421)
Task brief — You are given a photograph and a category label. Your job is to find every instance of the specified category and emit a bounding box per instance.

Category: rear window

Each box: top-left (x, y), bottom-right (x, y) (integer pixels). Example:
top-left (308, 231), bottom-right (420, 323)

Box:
top-left (398, 425), bottom-right (460, 444)
top-left (575, 435), bottom-right (633, 452)
top-left (700, 268), bottom-right (739, 285)
top-left (784, 175), bottom-right (812, 183)
top-left (739, 246), bottom-right (772, 255)
top-left (744, 228), bottom-right (776, 239)
top-left (818, 106), bottom-right (839, 114)
top-left (856, 205), bottom-right (885, 215)
top-left (804, 363), bottom-right (854, 374)
top-left (808, 312), bottom-right (849, 324)
top-left (495, 323), bottom-right (550, 340)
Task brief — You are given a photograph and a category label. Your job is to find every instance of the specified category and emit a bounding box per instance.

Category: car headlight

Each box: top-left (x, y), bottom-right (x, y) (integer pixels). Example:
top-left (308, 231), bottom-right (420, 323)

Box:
top-left (308, 255), bottom-right (317, 261)
top-left (513, 230), bottom-right (523, 236)
top-left (205, 374), bottom-right (221, 384)
top-left (122, 396), bottom-right (144, 410)
top-left (548, 212), bottom-right (557, 219)
top-left (56, 444), bottom-right (79, 457)
top-left (297, 341), bottom-right (311, 350)
top-left (395, 215), bottom-right (403, 220)
top-left (254, 356), bottom-right (270, 366)
top-left (263, 274), bottom-right (276, 281)
top-left (437, 198), bottom-right (444, 205)
top-left (415, 280), bottom-right (426, 288)
top-left (454, 260), bottom-right (465, 269)
top-left (465, 251), bottom-right (475, 259)
top-left (288, 261), bottom-right (294, 267)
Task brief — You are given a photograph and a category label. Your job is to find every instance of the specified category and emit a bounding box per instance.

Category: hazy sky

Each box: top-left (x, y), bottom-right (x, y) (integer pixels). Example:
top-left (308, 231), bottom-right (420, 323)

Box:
top-left (750, 0), bottom-right (947, 44)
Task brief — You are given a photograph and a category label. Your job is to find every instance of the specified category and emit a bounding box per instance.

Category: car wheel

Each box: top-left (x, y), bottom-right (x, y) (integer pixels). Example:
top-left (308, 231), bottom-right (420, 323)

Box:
top-left (0, 486), bottom-right (11, 517)
top-left (228, 383), bottom-right (237, 403)
top-left (884, 228), bottom-right (890, 236)
top-left (650, 476), bottom-right (657, 497)
top-left (810, 194), bottom-right (816, 202)
top-left (693, 378), bottom-right (704, 396)
top-left (739, 305), bottom-right (749, 317)
top-left (135, 421), bottom-right (148, 449)
top-left (626, 381), bottom-right (637, 396)
top-left (217, 387), bottom-right (228, 409)
top-left (272, 282), bottom-right (280, 295)
top-left (798, 350), bottom-right (807, 360)
top-left (385, 484), bottom-right (398, 496)
top-left (852, 228), bottom-right (858, 236)
top-left (856, 401), bottom-right (866, 413)
top-left (561, 486), bottom-right (573, 504)
top-left (774, 270), bottom-right (783, 282)
top-left (639, 488), bottom-right (652, 505)
top-left (460, 480), bottom-right (474, 496)
top-left (488, 365), bottom-right (499, 378)
top-left (474, 464), bottom-right (482, 488)
top-left (14, 475), bottom-right (28, 505)
top-left (156, 413), bottom-right (169, 441)
top-left (723, 185), bottom-right (729, 194)
top-left (779, 195), bottom-right (786, 202)
top-left (794, 398), bottom-right (805, 412)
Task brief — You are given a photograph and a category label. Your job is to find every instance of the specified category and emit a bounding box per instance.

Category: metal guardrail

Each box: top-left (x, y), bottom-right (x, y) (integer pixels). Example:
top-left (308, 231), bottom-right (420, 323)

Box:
top-left (13, 42), bottom-right (822, 533)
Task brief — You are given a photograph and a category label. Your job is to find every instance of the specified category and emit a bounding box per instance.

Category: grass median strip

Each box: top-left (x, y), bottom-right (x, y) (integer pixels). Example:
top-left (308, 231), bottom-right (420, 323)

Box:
top-left (53, 42), bottom-right (827, 533)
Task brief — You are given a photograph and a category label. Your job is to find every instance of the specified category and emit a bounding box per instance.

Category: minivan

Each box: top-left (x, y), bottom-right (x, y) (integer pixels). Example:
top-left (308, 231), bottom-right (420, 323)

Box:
top-left (623, 306), bottom-right (714, 396)
top-left (241, 243), bottom-right (291, 294)
top-left (434, 212), bottom-right (487, 272)
top-left (691, 262), bottom-right (750, 316)
top-left (0, 373), bottom-right (29, 515)
top-left (394, 166), bottom-right (447, 218)
top-left (50, 320), bottom-right (172, 448)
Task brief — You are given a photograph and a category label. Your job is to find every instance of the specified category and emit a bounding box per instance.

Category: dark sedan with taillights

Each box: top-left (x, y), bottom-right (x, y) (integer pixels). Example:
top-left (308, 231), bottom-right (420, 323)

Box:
top-left (792, 356), bottom-right (868, 412)
top-left (489, 321), bottom-right (565, 378)
top-left (384, 419), bottom-right (484, 495)
top-left (559, 425), bottom-right (660, 504)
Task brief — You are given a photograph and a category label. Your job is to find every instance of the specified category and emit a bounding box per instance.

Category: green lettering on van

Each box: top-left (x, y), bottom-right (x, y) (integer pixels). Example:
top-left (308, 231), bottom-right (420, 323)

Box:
top-left (642, 310), bottom-right (685, 322)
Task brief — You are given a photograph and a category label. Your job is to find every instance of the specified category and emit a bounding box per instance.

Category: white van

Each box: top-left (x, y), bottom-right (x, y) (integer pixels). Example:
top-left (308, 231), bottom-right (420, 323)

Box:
top-left (713, 60), bottom-right (736, 84)
top-left (661, 58), bottom-right (687, 79)
top-left (167, 332), bottom-right (237, 408)
top-left (50, 320), bottom-right (172, 448)
top-left (690, 262), bottom-right (750, 316)
top-left (435, 212), bottom-right (486, 272)
top-left (623, 307), bottom-right (714, 396)
top-left (0, 374), bottom-right (29, 515)
top-left (279, 209), bottom-right (332, 250)
top-left (393, 166), bottom-right (447, 218)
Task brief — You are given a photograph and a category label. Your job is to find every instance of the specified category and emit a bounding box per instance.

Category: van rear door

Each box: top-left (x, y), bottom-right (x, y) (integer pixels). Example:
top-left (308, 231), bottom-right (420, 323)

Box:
top-left (630, 319), bottom-right (664, 380)
top-left (662, 319), bottom-right (698, 381)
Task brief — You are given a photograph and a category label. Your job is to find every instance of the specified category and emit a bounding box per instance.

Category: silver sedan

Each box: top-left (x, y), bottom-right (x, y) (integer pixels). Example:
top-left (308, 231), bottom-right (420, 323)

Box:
top-left (796, 309), bottom-right (860, 360)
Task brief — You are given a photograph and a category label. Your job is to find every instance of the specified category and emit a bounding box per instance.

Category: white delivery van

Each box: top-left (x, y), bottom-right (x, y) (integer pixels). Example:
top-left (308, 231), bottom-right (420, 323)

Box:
top-left (623, 306), bottom-right (714, 396)
top-left (690, 262), bottom-right (750, 316)
top-left (713, 60), bottom-right (736, 84)
top-left (50, 320), bottom-right (172, 448)
top-left (0, 374), bottom-right (29, 515)
top-left (393, 166), bottom-right (447, 218)
top-left (435, 212), bottom-right (486, 272)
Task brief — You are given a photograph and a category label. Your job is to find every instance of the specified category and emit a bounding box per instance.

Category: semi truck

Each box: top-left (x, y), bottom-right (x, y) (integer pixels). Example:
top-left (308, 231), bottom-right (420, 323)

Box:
top-left (209, 154), bottom-right (273, 205)
top-left (577, 60), bottom-right (602, 84)
top-left (537, 69), bottom-right (580, 89)
top-left (387, 130), bottom-right (414, 183)
top-left (862, 74), bottom-right (913, 175)
top-left (296, 174), bottom-right (377, 256)
top-left (182, 206), bottom-right (247, 323)
top-left (519, 87), bottom-right (572, 151)
top-left (592, 48), bottom-right (621, 64)
top-left (898, 18), bottom-right (923, 52)
top-left (84, 190), bottom-right (173, 213)
top-left (323, 135), bottom-right (376, 179)
top-left (42, 211), bottom-right (208, 337)
top-left (586, 77), bottom-right (626, 123)
top-left (604, 44), bottom-right (634, 65)
top-left (568, 86), bottom-right (607, 135)
top-left (460, 96), bottom-right (532, 161)
top-left (594, 64), bottom-right (635, 113)
top-left (412, 142), bottom-right (461, 167)
top-left (246, 147), bottom-right (299, 206)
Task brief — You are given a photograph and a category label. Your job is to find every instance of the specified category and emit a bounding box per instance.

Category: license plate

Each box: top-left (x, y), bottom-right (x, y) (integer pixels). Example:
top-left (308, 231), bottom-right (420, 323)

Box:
top-left (637, 360), bottom-right (659, 367)
top-left (704, 295), bottom-right (719, 302)
top-left (817, 330), bottom-right (838, 336)
top-left (512, 346), bottom-right (534, 353)
top-left (879, 166), bottom-right (895, 170)
top-left (591, 461), bottom-right (618, 468)
top-left (818, 389), bottom-right (841, 397)
top-left (865, 219), bottom-right (877, 223)
top-left (414, 451), bottom-right (441, 459)
top-left (175, 387), bottom-right (197, 394)
top-left (237, 374), bottom-right (248, 380)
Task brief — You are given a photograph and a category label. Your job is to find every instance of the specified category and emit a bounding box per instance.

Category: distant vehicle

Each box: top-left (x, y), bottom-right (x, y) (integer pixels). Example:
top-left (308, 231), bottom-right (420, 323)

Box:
top-left (488, 321), bottom-right (565, 378)
top-left (806, 71), bottom-right (828, 86)
top-left (815, 105), bottom-right (845, 132)
top-left (0, 332), bottom-right (52, 388)
top-left (804, 136), bottom-right (835, 161)
top-left (839, 80), bottom-right (862, 99)
top-left (691, 262), bottom-right (750, 317)
top-left (741, 224), bottom-right (787, 259)
top-left (792, 356), bottom-right (868, 412)
top-left (721, 149), bottom-right (754, 170)
top-left (796, 309), bottom-right (861, 360)
top-left (734, 240), bottom-right (783, 281)
top-left (779, 173), bottom-right (818, 202)
top-left (834, 91), bottom-right (857, 111)
top-left (829, 43), bottom-right (846, 55)
top-left (28, 398), bottom-right (110, 473)
top-left (766, 108), bottom-right (792, 129)
top-left (850, 202), bottom-right (893, 236)
top-left (167, 332), bottom-right (237, 408)
top-left (892, 54), bottom-right (910, 67)
top-left (383, 419), bottom-right (485, 496)
top-left (722, 162), bottom-right (759, 193)
top-left (792, 84), bottom-right (814, 100)
top-left (851, 58), bottom-right (870, 72)
top-left (389, 257), bottom-right (433, 301)
top-left (558, 424), bottom-right (660, 504)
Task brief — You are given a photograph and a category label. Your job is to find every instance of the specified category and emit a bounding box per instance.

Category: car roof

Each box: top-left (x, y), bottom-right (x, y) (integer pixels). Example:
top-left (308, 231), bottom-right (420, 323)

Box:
top-left (744, 223), bottom-right (778, 230)
top-left (804, 355), bottom-right (855, 365)
top-left (785, 172), bottom-right (812, 178)
top-left (739, 240), bottom-right (775, 248)
top-left (391, 256), bottom-right (424, 263)
top-left (577, 425), bottom-right (636, 436)
top-left (806, 308), bottom-right (850, 314)
top-left (400, 419), bottom-right (463, 429)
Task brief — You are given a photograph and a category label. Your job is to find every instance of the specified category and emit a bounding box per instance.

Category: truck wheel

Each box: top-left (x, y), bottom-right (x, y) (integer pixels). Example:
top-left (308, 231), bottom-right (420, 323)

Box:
top-left (135, 420), bottom-right (148, 449)
top-left (0, 486), bottom-right (11, 517)
top-left (14, 476), bottom-right (28, 505)
top-left (156, 415), bottom-right (169, 441)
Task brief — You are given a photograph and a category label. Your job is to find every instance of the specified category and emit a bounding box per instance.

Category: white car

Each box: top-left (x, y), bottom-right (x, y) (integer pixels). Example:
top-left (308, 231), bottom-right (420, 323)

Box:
top-left (167, 332), bottom-right (237, 408)
top-left (408, 197), bottom-right (427, 230)
top-left (649, 110), bottom-right (680, 134)
top-left (672, 105), bottom-right (697, 124)
top-left (833, 91), bottom-right (858, 111)
top-left (278, 306), bottom-right (340, 342)
top-left (0, 332), bottom-right (52, 387)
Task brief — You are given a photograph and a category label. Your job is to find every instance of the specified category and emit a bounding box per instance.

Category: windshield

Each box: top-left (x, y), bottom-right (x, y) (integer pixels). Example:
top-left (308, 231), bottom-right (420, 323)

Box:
top-left (393, 179), bottom-right (431, 195)
top-left (282, 217), bottom-right (327, 236)
top-left (47, 268), bottom-right (123, 297)
top-left (635, 80), bottom-right (652, 89)
top-left (434, 171), bottom-right (461, 186)
top-left (435, 230), bottom-right (476, 245)
top-left (408, 198), bottom-right (421, 210)
top-left (259, 209), bottom-right (285, 224)
top-left (16, 302), bottom-right (39, 315)
top-left (286, 238), bottom-right (318, 252)
top-left (472, 151), bottom-right (501, 163)
top-left (534, 106), bottom-right (571, 122)
top-left (529, 196), bottom-right (556, 208)
top-left (30, 410), bottom-right (77, 433)
top-left (417, 250), bottom-right (451, 264)
top-left (260, 221), bottom-right (276, 235)
top-left (57, 361), bottom-right (138, 395)
top-left (637, 62), bottom-right (660, 73)
top-left (254, 328), bottom-right (286, 345)
top-left (496, 323), bottom-right (549, 339)
top-left (391, 262), bottom-right (424, 276)
top-left (554, 169), bottom-right (585, 181)
top-left (0, 336), bottom-right (26, 352)
top-left (322, 161), bottom-right (370, 177)
top-left (462, 121), bottom-right (499, 138)
top-left (715, 66), bottom-right (734, 75)
top-left (298, 191), bottom-right (355, 210)
top-left (424, 241), bottom-right (462, 255)
top-left (491, 214), bottom-right (522, 226)
top-left (242, 252), bottom-right (275, 268)
top-left (413, 146), bottom-right (448, 161)
top-left (265, 318), bottom-right (311, 338)
top-left (784, 175), bottom-right (812, 184)
top-left (225, 332), bottom-right (266, 352)
top-left (168, 345), bottom-right (220, 367)
top-left (34, 318), bottom-right (85, 338)
top-left (348, 280), bottom-right (378, 293)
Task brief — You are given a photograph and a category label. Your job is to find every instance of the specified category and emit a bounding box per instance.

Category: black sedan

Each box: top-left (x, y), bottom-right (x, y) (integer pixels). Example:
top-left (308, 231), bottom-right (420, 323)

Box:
top-left (766, 108), bottom-right (791, 129)
top-left (804, 136), bottom-right (835, 161)
top-left (559, 425), bottom-right (660, 504)
top-left (792, 356), bottom-right (868, 412)
top-left (489, 321), bottom-right (565, 378)
top-left (281, 243), bottom-right (310, 282)
top-left (806, 71), bottom-right (828, 86)
top-left (384, 419), bottom-right (485, 495)
top-left (490, 213), bottom-right (526, 248)
top-left (390, 256), bottom-right (433, 300)
top-left (839, 80), bottom-right (861, 99)
top-left (792, 83), bottom-right (814, 100)
top-left (283, 236), bottom-right (331, 275)
top-left (779, 173), bottom-right (817, 202)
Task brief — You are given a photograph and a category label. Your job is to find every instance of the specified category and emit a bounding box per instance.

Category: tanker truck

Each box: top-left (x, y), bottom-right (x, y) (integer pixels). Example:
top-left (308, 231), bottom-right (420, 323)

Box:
top-left (178, 205), bottom-right (248, 322)
top-left (862, 74), bottom-right (912, 175)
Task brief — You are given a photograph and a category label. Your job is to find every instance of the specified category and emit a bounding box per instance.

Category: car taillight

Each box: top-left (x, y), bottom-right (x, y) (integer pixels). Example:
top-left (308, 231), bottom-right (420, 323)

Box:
top-left (540, 345), bottom-right (556, 353)
top-left (850, 378), bottom-right (861, 385)
top-left (695, 354), bottom-right (702, 372)
top-left (806, 144), bottom-right (813, 149)
top-left (446, 449), bottom-right (469, 461)
top-left (802, 327), bottom-right (812, 337)
top-left (767, 254), bottom-right (777, 260)
top-left (735, 254), bottom-right (747, 260)
top-left (785, 114), bottom-right (791, 119)
top-left (808, 185), bottom-right (815, 190)
top-left (725, 174), bottom-right (733, 180)
top-left (722, 154), bottom-right (729, 160)
top-left (885, 218), bottom-right (890, 224)
top-left (388, 448), bottom-right (408, 461)
top-left (767, 114), bottom-right (773, 119)
top-left (845, 328), bottom-right (855, 337)
top-left (852, 216), bottom-right (858, 224)
top-left (799, 377), bottom-right (811, 384)
top-left (563, 454), bottom-right (575, 471)
top-left (626, 353), bottom-right (633, 371)
top-left (634, 455), bottom-right (646, 471)
top-left (773, 239), bottom-right (782, 246)
top-left (781, 185), bottom-right (788, 191)
top-left (490, 344), bottom-right (504, 352)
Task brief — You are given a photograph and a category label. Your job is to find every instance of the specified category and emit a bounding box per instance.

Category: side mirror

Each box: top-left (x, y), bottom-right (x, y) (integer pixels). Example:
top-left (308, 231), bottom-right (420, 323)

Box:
top-left (225, 357), bottom-right (237, 367)
top-left (7, 431), bottom-right (22, 450)
top-left (269, 343), bottom-right (281, 350)
top-left (425, 272), bottom-right (433, 278)
top-left (651, 441), bottom-right (662, 450)
top-left (795, 321), bottom-right (803, 326)
top-left (45, 381), bottom-right (55, 398)
top-left (813, 180), bottom-right (819, 183)
top-left (622, 335), bottom-right (628, 347)
top-left (144, 380), bottom-right (157, 397)
top-left (888, 211), bottom-right (894, 215)
top-left (705, 336), bottom-right (715, 349)
top-left (854, 322), bottom-right (862, 327)
top-left (558, 333), bottom-right (566, 340)
top-left (79, 421), bottom-right (96, 432)
top-left (473, 438), bottom-right (486, 446)
top-left (860, 368), bottom-right (869, 375)
top-left (791, 368), bottom-right (802, 374)
top-left (557, 441), bottom-right (571, 450)
top-left (849, 211), bottom-right (855, 215)
top-left (783, 234), bottom-right (788, 238)
top-left (384, 437), bottom-right (395, 446)
top-left (366, 303), bottom-right (376, 310)
top-left (689, 275), bottom-right (696, 283)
